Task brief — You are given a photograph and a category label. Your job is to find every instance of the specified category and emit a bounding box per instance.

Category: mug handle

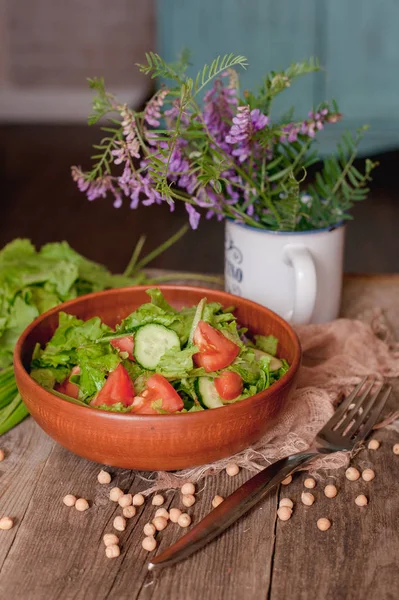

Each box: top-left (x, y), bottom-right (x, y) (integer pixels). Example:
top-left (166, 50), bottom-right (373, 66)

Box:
top-left (283, 244), bottom-right (317, 324)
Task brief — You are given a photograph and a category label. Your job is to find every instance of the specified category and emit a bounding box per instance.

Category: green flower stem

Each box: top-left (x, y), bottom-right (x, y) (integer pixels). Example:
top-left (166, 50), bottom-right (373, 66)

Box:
top-left (123, 235), bottom-right (147, 277)
top-left (134, 223), bottom-right (189, 271)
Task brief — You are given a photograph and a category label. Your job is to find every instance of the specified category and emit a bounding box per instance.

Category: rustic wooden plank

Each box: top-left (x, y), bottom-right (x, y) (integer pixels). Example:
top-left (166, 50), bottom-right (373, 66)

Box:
top-left (0, 440), bottom-right (277, 600)
top-left (1, 274), bottom-right (399, 600)
top-left (269, 275), bottom-right (399, 600)
top-left (0, 418), bottom-right (54, 567)
top-left (133, 473), bottom-right (277, 600)
top-left (269, 417), bottom-right (399, 600)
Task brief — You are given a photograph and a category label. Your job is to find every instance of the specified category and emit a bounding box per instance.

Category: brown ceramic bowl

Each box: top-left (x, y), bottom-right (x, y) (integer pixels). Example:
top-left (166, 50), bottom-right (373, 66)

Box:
top-left (14, 286), bottom-right (301, 471)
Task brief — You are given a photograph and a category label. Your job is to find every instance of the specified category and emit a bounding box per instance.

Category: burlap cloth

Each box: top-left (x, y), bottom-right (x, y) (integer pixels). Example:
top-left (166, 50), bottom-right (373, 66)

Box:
top-left (141, 310), bottom-right (399, 493)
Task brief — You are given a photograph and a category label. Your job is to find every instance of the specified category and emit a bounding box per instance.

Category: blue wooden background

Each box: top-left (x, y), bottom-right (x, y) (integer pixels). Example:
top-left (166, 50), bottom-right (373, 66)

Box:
top-left (156, 0), bottom-right (399, 156)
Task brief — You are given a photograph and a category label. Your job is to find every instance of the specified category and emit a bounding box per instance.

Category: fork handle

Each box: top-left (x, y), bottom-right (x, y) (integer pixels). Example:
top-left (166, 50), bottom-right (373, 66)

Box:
top-left (149, 451), bottom-right (319, 570)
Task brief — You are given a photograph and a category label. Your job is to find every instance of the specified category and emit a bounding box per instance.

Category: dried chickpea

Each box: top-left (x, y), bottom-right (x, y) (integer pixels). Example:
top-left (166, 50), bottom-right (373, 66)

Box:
top-left (169, 508), bottom-right (182, 523)
top-left (177, 513), bottom-right (191, 528)
top-left (181, 483), bottom-right (196, 495)
top-left (279, 498), bottom-right (294, 509)
top-left (75, 498), bottom-right (89, 512)
top-left (277, 506), bottom-right (292, 521)
top-left (143, 523), bottom-right (156, 536)
top-left (226, 463), bottom-right (239, 477)
top-left (304, 477), bottom-right (316, 489)
top-left (393, 444), bottom-right (399, 455)
top-left (355, 494), bottom-right (368, 507)
top-left (0, 516), bottom-right (14, 530)
top-left (0, 449), bottom-right (5, 461)
top-left (152, 494), bottom-right (165, 507)
top-left (118, 494), bottom-right (133, 508)
top-left (212, 495), bottom-right (224, 508)
top-left (182, 494), bottom-right (196, 508)
top-left (301, 492), bottom-right (315, 506)
top-left (63, 494), bottom-right (77, 507)
top-left (123, 506), bottom-right (136, 519)
top-left (113, 516), bottom-right (126, 532)
top-left (105, 544), bottom-right (120, 559)
top-left (152, 516), bottom-right (168, 531)
top-left (154, 508), bottom-right (169, 520)
top-left (109, 487), bottom-right (124, 502)
top-left (103, 533), bottom-right (119, 547)
top-left (142, 536), bottom-right (157, 552)
top-left (281, 475), bottom-right (292, 485)
top-left (324, 485), bottom-right (338, 498)
top-left (97, 469), bottom-right (111, 485)
top-left (345, 467), bottom-right (360, 481)
top-left (362, 469), bottom-right (375, 482)
top-left (368, 439), bottom-right (380, 450)
top-left (132, 493), bottom-right (145, 506)
top-left (317, 518), bottom-right (331, 531)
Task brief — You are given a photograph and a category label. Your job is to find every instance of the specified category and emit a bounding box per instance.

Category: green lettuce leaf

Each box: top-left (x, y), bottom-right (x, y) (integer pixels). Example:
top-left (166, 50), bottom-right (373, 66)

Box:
top-left (146, 288), bottom-right (176, 313)
top-left (157, 346), bottom-right (198, 379)
top-left (30, 366), bottom-right (70, 389)
top-left (76, 344), bottom-right (121, 400)
top-left (254, 334), bottom-right (278, 356)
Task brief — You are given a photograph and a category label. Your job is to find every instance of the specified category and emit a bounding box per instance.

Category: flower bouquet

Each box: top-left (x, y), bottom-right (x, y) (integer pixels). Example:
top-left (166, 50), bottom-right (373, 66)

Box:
top-left (72, 53), bottom-right (377, 323)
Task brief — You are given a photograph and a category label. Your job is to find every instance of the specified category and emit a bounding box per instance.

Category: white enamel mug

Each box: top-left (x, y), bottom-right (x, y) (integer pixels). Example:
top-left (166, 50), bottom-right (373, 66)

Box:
top-left (224, 220), bottom-right (345, 324)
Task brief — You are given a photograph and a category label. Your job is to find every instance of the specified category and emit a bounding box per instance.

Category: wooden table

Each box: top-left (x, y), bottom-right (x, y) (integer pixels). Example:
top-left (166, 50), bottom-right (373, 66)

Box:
top-left (1, 274), bottom-right (398, 600)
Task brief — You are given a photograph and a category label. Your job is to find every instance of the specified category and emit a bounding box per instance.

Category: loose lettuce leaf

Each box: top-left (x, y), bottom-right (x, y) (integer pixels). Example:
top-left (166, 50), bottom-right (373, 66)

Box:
top-left (118, 303), bottom-right (179, 331)
top-left (254, 334), bottom-right (278, 356)
top-left (92, 402), bottom-right (131, 413)
top-left (151, 399), bottom-right (170, 414)
top-left (0, 295), bottom-right (39, 366)
top-left (146, 288), bottom-right (176, 313)
top-left (157, 346), bottom-right (198, 379)
top-left (228, 348), bottom-right (261, 384)
top-left (76, 344), bottom-right (120, 400)
top-left (30, 366), bottom-right (70, 389)
top-left (48, 312), bottom-right (111, 351)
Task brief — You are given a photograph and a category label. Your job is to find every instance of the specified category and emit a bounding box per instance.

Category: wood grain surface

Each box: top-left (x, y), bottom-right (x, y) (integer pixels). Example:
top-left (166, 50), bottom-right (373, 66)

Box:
top-left (1, 274), bottom-right (399, 600)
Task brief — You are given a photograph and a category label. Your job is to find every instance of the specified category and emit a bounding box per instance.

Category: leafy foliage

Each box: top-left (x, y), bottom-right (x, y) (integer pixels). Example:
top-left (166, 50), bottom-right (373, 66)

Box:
top-left (306, 127), bottom-right (379, 228)
top-left (74, 53), bottom-right (377, 232)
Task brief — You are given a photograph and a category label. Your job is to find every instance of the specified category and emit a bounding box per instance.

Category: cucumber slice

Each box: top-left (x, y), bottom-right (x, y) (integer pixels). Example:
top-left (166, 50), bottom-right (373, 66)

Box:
top-left (133, 324), bottom-right (180, 370)
top-left (196, 377), bottom-right (224, 409)
top-left (253, 349), bottom-right (283, 372)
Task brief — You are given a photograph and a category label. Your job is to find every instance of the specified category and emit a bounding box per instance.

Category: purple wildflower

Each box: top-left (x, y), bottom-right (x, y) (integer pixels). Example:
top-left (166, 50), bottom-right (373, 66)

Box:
top-left (144, 88), bottom-right (168, 128)
top-left (203, 76), bottom-right (237, 150)
top-left (226, 105), bottom-right (251, 144)
top-left (186, 203), bottom-right (201, 229)
top-left (250, 109), bottom-right (269, 131)
top-left (226, 105), bottom-right (268, 163)
top-left (71, 166), bottom-right (90, 193)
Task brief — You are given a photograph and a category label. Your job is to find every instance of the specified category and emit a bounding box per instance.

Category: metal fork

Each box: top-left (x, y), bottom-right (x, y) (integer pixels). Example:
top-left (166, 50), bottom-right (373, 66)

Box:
top-left (148, 377), bottom-right (391, 570)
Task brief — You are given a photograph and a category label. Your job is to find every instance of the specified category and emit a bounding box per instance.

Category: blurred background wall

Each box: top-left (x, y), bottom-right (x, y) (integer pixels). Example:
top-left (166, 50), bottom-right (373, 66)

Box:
top-left (157, 0), bottom-right (399, 157)
top-left (0, 0), bottom-right (398, 274)
top-left (0, 0), bottom-right (154, 121)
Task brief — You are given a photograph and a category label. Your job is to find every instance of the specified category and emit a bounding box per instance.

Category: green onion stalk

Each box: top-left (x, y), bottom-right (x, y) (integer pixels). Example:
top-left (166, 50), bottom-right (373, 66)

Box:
top-left (0, 225), bottom-right (223, 435)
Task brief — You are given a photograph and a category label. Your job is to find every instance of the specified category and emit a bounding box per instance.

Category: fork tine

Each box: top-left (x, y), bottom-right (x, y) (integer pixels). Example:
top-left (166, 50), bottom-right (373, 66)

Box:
top-left (351, 385), bottom-right (392, 444)
top-left (334, 379), bottom-right (375, 433)
top-left (324, 376), bottom-right (368, 430)
top-left (344, 381), bottom-right (384, 438)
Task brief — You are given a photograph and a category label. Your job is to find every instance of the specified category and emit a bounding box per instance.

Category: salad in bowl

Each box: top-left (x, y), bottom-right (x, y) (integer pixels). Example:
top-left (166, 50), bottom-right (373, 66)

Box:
top-left (30, 289), bottom-right (289, 414)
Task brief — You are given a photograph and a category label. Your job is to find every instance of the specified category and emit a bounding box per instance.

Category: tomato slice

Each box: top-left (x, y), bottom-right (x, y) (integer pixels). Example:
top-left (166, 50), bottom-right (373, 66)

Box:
top-left (215, 371), bottom-right (243, 400)
top-left (110, 335), bottom-right (134, 360)
top-left (56, 366), bottom-right (80, 399)
top-left (91, 364), bottom-right (135, 407)
top-left (193, 321), bottom-right (240, 372)
top-left (131, 374), bottom-right (183, 414)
